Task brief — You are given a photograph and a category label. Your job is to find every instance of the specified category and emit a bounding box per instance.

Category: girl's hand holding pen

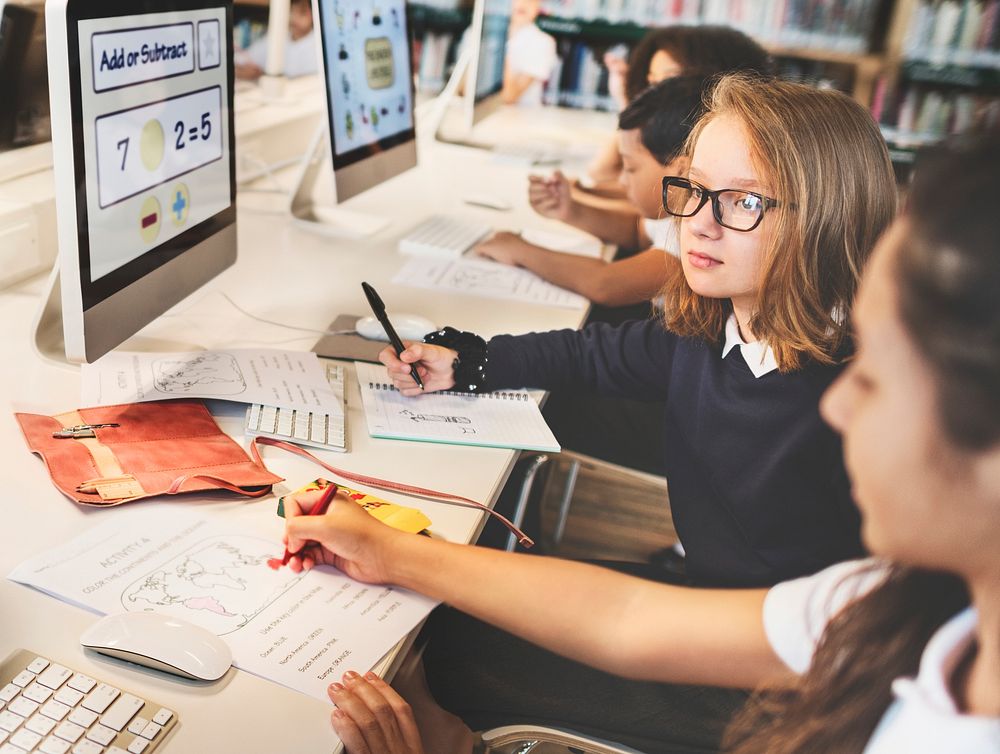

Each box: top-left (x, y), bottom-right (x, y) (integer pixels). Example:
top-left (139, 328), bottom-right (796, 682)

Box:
top-left (378, 342), bottom-right (458, 396)
top-left (283, 485), bottom-right (403, 584)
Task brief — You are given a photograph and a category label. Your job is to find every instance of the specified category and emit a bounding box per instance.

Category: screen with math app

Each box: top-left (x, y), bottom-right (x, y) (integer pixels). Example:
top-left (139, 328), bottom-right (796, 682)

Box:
top-left (76, 7), bottom-right (231, 283)
top-left (318, 0), bottom-right (414, 166)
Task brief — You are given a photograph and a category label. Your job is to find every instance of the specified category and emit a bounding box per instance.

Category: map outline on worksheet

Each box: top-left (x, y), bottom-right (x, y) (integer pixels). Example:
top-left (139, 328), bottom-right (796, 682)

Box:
top-left (120, 535), bottom-right (305, 635)
top-left (152, 352), bottom-right (248, 396)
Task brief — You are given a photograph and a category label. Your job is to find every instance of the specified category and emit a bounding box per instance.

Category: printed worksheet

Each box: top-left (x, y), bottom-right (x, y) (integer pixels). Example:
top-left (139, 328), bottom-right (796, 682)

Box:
top-left (81, 348), bottom-right (343, 415)
top-left (7, 509), bottom-right (437, 702)
top-left (392, 256), bottom-right (588, 309)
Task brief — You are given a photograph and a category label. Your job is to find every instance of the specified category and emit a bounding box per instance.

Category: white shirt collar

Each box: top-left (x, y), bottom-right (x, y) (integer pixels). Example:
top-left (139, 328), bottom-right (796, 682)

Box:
top-left (721, 313), bottom-right (779, 378)
top-left (891, 606), bottom-right (978, 714)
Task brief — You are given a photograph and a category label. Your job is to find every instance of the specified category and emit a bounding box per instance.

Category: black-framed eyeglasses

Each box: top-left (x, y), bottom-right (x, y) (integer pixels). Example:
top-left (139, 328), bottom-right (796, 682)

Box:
top-left (661, 176), bottom-right (781, 232)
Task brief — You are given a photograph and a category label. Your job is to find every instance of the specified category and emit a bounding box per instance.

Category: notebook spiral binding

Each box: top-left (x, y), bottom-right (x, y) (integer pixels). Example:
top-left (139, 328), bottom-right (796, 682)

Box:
top-left (369, 382), bottom-right (529, 401)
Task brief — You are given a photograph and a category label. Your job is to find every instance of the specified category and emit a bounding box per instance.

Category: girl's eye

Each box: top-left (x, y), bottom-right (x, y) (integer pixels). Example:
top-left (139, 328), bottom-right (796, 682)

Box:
top-left (738, 194), bottom-right (762, 211)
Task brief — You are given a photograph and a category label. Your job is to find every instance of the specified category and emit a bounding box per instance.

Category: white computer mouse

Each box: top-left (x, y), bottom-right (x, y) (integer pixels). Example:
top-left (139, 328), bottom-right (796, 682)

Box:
top-left (80, 612), bottom-right (232, 682)
top-left (355, 313), bottom-right (437, 342)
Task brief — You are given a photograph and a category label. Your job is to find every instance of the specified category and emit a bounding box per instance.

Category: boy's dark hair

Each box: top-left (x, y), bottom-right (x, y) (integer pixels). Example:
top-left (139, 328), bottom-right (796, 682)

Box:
top-left (625, 25), bottom-right (773, 102)
top-left (617, 75), bottom-right (710, 163)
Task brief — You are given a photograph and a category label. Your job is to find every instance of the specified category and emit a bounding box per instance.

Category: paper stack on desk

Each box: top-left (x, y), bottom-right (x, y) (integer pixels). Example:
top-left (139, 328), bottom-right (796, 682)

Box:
top-left (81, 348), bottom-right (343, 416)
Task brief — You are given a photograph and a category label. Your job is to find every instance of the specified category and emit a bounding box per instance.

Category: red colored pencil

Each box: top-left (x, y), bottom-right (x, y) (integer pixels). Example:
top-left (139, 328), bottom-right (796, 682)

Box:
top-left (268, 482), bottom-right (339, 569)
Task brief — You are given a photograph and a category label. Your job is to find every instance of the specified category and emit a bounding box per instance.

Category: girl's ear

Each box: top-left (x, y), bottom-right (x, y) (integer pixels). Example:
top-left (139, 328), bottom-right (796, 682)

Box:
top-left (665, 154), bottom-right (690, 176)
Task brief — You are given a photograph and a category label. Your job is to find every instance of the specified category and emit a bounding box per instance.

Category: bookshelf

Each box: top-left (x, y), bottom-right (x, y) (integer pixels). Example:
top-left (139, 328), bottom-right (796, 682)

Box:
top-left (876, 0), bottom-right (1000, 170)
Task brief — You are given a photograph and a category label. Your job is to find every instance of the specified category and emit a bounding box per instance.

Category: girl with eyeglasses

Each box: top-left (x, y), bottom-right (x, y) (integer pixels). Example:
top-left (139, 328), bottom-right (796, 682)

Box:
top-left (336, 75), bottom-right (897, 751)
top-left (284, 132), bottom-right (1000, 754)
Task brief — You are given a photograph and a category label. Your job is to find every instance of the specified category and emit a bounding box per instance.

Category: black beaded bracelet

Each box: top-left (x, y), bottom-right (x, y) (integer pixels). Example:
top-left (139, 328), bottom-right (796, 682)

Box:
top-left (423, 326), bottom-right (489, 393)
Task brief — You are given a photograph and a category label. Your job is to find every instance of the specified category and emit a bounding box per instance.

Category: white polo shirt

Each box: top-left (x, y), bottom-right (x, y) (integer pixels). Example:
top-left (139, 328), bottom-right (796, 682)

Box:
top-left (764, 559), bottom-right (1000, 753)
top-left (642, 217), bottom-right (679, 258)
top-left (505, 23), bottom-right (557, 107)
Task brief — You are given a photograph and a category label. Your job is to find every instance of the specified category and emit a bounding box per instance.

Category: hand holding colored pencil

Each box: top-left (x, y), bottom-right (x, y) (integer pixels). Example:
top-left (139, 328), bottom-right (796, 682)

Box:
top-left (268, 482), bottom-right (340, 570)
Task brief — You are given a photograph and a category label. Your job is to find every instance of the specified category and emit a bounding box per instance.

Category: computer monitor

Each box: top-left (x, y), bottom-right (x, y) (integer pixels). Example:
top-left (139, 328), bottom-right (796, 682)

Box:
top-left (463, 0), bottom-right (509, 131)
top-left (39, 0), bottom-right (237, 364)
top-left (0, 0), bottom-right (52, 180)
top-left (289, 0), bottom-right (415, 237)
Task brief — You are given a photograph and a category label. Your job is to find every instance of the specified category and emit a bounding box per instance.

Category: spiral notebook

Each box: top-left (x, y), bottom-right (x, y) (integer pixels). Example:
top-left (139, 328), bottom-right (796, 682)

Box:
top-left (355, 362), bottom-right (560, 452)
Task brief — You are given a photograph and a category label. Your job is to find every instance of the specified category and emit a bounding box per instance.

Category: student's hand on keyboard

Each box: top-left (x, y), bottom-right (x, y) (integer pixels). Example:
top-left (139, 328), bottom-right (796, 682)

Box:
top-left (378, 343), bottom-right (458, 397)
top-left (283, 488), bottom-right (403, 584)
top-left (473, 231), bottom-right (530, 267)
top-left (327, 671), bottom-right (425, 754)
top-left (528, 169), bottom-right (573, 221)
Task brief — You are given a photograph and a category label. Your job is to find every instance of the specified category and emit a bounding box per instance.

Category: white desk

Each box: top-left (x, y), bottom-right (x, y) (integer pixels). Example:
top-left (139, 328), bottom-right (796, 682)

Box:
top-left (0, 103), bottom-right (615, 753)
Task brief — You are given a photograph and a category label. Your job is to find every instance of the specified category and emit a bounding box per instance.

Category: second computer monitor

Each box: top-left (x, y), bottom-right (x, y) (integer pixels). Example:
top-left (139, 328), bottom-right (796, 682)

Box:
top-left (314, 0), bottom-right (416, 203)
top-left (464, 0), bottom-right (510, 130)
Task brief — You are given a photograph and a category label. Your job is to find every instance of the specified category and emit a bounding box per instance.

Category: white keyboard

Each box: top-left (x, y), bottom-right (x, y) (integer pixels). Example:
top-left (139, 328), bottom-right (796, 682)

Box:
top-left (244, 362), bottom-right (346, 452)
top-left (397, 215), bottom-right (492, 259)
top-left (0, 649), bottom-right (176, 754)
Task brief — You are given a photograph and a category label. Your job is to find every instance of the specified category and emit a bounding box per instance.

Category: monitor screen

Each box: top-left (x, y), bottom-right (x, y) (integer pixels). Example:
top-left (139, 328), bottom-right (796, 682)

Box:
top-left (48, 0), bottom-right (237, 362)
top-left (473, 0), bottom-right (509, 105)
top-left (0, 0), bottom-right (50, 152)
top-left (317, 0), bottom-right (414, 170)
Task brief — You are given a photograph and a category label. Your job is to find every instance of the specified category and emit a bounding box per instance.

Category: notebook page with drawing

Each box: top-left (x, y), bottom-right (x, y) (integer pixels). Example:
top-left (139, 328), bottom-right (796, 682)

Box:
top-left (355, 362), bottom-right (560, 452)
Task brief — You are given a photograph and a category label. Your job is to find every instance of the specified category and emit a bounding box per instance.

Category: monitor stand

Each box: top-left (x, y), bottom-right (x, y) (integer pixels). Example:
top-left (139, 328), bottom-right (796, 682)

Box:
top-left (287, 123), bottom-right (391, 239)
top-left (31, 266), bottom-right (71, 367)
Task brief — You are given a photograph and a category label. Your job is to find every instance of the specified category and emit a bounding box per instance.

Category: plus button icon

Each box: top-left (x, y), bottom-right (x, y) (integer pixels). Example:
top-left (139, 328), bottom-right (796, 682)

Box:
top-left (172, 190), bottom-right (187, 222)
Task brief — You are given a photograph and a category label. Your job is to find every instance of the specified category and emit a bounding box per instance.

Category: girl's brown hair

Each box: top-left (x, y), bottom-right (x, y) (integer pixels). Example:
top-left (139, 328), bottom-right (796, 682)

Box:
top-left (660, 75), bottom-right (897, 372)
top-left (723, 132), bottom-right (1000, 753)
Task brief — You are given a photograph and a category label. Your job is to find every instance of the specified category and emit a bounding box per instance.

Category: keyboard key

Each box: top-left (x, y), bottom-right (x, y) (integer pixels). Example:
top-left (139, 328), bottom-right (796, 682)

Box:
top-left (8, 696), bottom-right (38, 718)
top-left (39, 735), bottom-right (72, 754)
top-left (10, 726), bottom-right (42, 750)
top-left (39, 701), bottom-right (70, 722)
top-left (139, 721), bottom-right (161, 740)
top-left (54, 720), bottom-right (86, 743)
top-left (37, 666), bottom-right (73, 691)
top-left (67, 707), bottom-right (97, 729)
top-left (127, 736), bottom-right (149, 753)
top-left (85, 725), bottom-right (116, 746)
top-left (24, 681), bottom-right (54, 704)
top-left (99, 695), bottom-right (143, 732)
top-left (66, 677), bottom-right (95, 695)
top-left (81, 685), bottom-right (119, 714)
top-left (26, 713), bottom-right (57, 737)
top-left (72, 739), bottom-right (104, 754)
top-left (126, 718), bottom-right (147, 736)
top-left (0, 730), bottom-right (5, 744)
top-left (149, 709), bottom-right (171, 727)
top-left (0, 686), bottom-right (19, 704)
top-left (11, 671), bottom-right (34, 688)
top-left (0, 743), bottom-right (25, 754)
top-left (27, 658), bottom-right (50, 675)
top-left (0, 710), bottom-right (24, 733)
top-left (107, 748), bottom-right (128, 754)
top-left (54, 688), bottom-right (83, 708)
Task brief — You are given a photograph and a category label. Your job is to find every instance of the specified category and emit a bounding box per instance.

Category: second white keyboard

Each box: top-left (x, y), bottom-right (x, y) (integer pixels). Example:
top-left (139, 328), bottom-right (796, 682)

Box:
top-left (397, 215), bottom-right (492, 259)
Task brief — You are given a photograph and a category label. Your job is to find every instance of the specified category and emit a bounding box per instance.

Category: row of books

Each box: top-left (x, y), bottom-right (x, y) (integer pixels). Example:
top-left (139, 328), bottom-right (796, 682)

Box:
top-left (233, 17), bottom-right (267, 53)
top-left (538, 0), bottom-right (881, 52)
top-left (903, 0), bottom-right (1000, 69)
top-left (878, 82), bottom-right (1000, 147)
top-left (543, 40), bottom-right (617, 111)
top-left (415, 30), bottom-right (461, 93)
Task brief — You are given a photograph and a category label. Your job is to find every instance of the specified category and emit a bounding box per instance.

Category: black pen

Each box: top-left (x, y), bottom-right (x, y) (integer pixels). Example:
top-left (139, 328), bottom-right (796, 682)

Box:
top-left (361, 281), bottom-right (425, 390)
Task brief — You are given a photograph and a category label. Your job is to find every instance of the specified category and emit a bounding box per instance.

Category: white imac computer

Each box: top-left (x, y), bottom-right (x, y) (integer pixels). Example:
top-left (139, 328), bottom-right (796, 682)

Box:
top-left (37, 0), bottom-right (237, 364)
top-left (0, 0), bottom-right (52, 180)
top-left (463, 0), bottom-right (509, 132)
top-left (289, 0), bottom-right (416, 238)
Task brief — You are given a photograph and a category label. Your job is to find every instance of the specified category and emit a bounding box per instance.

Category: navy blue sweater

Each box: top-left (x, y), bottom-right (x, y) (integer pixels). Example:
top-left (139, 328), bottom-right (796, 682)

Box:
top-left (488, 320), bottom-right (864, 588)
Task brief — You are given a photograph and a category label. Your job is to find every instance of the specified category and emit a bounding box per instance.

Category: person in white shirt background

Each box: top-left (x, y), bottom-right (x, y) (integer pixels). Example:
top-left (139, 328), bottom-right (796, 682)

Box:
top-left (235, 0), bottom-right (317, 80)
top-left (279, 130), bottom-right (1000, 754)
top-left (500, 0), bottom-right (556, 106)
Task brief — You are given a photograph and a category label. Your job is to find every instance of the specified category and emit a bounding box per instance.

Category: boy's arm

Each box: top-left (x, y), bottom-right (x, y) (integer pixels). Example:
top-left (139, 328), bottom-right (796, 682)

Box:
top-left (476, 239), bottom-right (672, 308)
